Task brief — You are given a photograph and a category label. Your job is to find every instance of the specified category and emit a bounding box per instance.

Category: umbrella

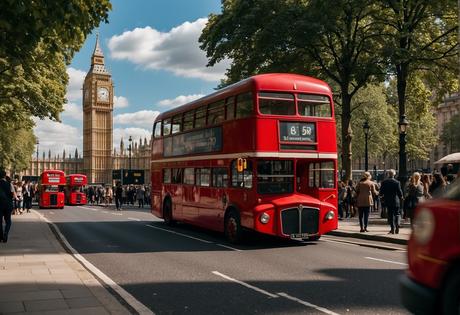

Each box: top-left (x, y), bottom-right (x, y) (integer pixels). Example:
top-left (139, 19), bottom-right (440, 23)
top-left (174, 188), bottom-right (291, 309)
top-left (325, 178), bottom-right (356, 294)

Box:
top-left (434, 152), bottom-right (460, 164)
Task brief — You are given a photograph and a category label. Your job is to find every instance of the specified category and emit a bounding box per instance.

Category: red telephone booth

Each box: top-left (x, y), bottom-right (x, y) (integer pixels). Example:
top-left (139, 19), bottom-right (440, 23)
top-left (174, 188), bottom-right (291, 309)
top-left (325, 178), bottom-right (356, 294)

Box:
top-left (66, 174), bottom-right (88, 205)
top-left (39, 170), bottom-right (66, 209)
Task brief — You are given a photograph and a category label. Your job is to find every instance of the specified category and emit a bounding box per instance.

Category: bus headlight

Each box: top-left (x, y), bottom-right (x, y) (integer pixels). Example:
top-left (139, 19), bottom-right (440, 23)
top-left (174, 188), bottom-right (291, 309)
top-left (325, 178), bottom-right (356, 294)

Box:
top-left (260, 212), bottom-right (270, 224)
top-left (413, 208), bottom-right (435, 245)
top-left (325, 211), bottom-right (335, 221)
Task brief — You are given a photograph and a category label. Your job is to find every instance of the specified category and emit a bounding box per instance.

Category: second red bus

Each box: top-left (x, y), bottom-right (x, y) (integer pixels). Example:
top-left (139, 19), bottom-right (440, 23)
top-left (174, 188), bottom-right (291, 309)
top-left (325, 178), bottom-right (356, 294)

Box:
top-left (66, 174), bottom-right (88, 205)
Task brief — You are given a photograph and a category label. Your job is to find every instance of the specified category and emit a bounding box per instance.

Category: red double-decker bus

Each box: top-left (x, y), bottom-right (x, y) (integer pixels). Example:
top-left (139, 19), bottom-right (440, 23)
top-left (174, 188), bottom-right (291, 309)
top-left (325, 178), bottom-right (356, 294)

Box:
top-left (151, 73), bottom-right (338, 243)
top-left (39, 170), bottom-right (66, 209)
top-left (65, 174), bottom-right (88, 206)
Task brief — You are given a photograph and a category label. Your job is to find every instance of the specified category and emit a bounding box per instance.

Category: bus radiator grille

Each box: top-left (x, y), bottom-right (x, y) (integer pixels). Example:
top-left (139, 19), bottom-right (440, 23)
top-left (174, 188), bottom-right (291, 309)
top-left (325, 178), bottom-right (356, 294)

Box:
top-left (50, 194), bottom-right (58, 206)
top-left (281, 207), bottom-right (319, 236)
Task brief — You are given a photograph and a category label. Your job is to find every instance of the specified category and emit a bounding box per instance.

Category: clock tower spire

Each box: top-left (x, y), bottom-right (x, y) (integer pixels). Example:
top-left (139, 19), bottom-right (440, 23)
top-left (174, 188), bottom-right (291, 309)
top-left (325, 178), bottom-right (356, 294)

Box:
top-left (82, 34), bottom-right (114, 184)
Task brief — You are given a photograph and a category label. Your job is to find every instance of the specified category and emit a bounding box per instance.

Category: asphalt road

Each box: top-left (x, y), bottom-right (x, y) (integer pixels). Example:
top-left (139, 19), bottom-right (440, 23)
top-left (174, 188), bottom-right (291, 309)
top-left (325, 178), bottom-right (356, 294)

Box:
top-left (39, 204), bottom-right (410, 315)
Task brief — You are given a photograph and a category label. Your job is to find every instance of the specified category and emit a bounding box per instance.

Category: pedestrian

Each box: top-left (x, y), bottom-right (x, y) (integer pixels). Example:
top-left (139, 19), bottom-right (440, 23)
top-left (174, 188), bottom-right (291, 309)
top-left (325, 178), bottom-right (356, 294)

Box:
top-left (22, 180), bottom-right (33, 213)
top-left (379, 169), bottom-right (403, 234)
top-left (344, 180), bottom-right (356, 218)
top-left (105, 186), bottom-right (113, 207)
top-left (115, 181), bottom-right (123, 211)
top-left (421, 174), bottom-right (432, 200)
top-left (405, 172), bottom-right (424, 226)
top-left (355, 172), bottom-right (378, 232)
top-left (0, 170), bottom-right (16, 242)
top-left (429, 173), bottom-right (447, 197)
top-left (136, 186), bottom-right (145, 208)
top-left (337, 181), bottom-right (346, 220)
top-left (14, 181), bottom-right (23, 215)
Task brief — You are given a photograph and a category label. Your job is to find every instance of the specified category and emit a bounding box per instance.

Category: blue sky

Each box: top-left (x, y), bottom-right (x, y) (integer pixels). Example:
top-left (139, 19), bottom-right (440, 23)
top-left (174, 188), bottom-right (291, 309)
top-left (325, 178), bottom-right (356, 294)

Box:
top-left (35, 0), bottom-right (226, 157)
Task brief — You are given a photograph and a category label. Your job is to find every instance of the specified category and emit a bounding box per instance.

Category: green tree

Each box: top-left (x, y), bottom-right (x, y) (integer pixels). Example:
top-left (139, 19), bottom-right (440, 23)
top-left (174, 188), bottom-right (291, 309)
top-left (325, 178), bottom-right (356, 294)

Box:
top-left (441, 113), bottom-right (460, 152)
top-left (200, 0), bottom-right (386, 180)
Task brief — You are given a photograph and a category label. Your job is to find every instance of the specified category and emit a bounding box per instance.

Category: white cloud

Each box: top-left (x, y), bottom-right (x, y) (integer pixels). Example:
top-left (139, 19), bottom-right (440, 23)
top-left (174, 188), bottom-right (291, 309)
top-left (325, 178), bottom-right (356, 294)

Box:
top-left (61, 102), bottom-right (83, 121)
top-left (108, 18), bottom-right (230, 81)
top-left (113, 128), bottom-right (151, 150)
top-left (114, 110), bottom-right (160, 129)
top-left (114, 95), bottom-right (129, 109)
top-left (66, 67), bottom-right (86, 102)
top-left (34, 119), bottom-right (82, 157)
top-left (158, 94), bottom-right (205, 109)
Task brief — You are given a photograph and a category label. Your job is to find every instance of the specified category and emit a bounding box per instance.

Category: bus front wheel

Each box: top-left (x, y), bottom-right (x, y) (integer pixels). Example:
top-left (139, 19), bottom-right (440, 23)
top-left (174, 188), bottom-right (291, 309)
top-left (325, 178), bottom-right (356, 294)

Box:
top-left (163, 199), bottom-right (175, 226)
top-left (225, 210), bottom-right (243, 244)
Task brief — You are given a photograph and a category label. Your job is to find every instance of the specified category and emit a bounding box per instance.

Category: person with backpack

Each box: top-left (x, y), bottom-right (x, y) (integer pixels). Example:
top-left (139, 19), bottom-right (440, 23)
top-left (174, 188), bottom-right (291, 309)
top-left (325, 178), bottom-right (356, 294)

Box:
top-left (0, 170), bottom-right (16, 242)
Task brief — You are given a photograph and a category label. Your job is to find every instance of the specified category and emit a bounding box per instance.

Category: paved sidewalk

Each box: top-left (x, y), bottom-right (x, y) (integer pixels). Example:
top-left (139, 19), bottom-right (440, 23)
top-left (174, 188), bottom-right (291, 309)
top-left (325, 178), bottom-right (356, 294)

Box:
top-left (0, 211), bottom-right (131, 315)
top-left (329, 211), bottom-right (411, 245)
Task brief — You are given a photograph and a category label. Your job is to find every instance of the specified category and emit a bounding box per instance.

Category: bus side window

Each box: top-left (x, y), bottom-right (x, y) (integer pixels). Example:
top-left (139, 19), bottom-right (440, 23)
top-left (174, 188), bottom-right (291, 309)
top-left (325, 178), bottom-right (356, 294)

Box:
top-left (308, 162), bottom-right (335, 188)
top-left (183, 111), bottom-right (194, 131)
top-left (194, 106), bottom-right (206, 129)
top-left (196, 168), bottom-right (211, 187)
top-left (154, 121), bottom-right (162, 138)
top-left (231, 160), bottom-right (253, 188)
top-left (172, 115), bottom-right (182, 134)
top-left (236, 92), bottom-right (253, 119)
top-left (183, 168), bottom-right (194, 185)
top-left (207, 100), bottom-right (225, 125)
top-left (212, 168), bottom-right (228, 187)
top-left (172, 168), bottom-right (183, 184)
top-left (226, 96), bottom-right (235, 120)
top-left (163, 118), bottom-right (171, 136)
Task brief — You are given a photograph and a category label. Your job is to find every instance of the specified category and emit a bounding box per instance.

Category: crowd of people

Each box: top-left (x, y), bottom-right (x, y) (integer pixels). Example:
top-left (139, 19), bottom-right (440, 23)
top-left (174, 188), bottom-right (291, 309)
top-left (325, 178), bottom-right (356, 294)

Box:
top-left (338, 164), bottom-right (459, 234)
top-left (86, 183), bottom-right (151, 211)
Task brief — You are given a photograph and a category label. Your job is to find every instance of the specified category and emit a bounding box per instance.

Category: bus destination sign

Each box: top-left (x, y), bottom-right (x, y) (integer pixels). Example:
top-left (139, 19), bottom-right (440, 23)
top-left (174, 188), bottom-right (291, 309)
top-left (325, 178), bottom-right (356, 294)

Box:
top-left (279, 122), bottom-right (316, 142)
top-left (164, 127), bottom-right (222, 157)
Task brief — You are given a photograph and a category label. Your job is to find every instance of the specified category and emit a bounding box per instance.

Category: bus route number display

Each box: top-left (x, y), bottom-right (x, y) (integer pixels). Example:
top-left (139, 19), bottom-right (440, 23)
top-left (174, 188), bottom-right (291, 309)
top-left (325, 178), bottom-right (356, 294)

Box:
top-left (279, 122), bottom-right (316, 142)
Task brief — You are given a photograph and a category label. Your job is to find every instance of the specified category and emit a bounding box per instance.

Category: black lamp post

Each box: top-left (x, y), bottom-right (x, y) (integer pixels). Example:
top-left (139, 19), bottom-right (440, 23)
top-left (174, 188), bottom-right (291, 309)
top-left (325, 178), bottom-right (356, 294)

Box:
top-left (363, 121), bottom-right (370, 171)
top-left (36, 139), bottom-right (40, 176)
top-left (398, 115), bottom-right (409, 187)
top-left (128, 135), bottom-right (132, 171)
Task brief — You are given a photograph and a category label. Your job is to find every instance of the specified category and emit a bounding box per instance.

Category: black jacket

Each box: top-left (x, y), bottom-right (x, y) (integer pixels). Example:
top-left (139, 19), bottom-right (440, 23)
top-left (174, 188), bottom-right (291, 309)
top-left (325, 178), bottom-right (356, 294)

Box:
top-left (379, 178), bottom-right (403, 208)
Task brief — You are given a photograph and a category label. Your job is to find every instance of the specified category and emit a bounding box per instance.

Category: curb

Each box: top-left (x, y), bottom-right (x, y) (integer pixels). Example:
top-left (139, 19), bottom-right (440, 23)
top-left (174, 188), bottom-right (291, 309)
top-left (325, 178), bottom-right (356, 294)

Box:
top-left (327, 230), bottom-right (408, 245)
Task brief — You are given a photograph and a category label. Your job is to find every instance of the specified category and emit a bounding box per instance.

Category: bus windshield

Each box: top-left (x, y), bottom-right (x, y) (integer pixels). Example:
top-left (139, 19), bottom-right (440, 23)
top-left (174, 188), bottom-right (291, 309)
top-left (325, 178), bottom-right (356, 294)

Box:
top-left (257, 160), bottom-right (294, 194)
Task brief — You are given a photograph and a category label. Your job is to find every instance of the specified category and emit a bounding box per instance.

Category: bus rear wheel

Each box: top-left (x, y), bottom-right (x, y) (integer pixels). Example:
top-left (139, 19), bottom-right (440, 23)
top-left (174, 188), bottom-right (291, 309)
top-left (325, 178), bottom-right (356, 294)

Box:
top-left (225, 210), bottom-right (243, 244)
top-left (163, 199), bottom-right (174, 226)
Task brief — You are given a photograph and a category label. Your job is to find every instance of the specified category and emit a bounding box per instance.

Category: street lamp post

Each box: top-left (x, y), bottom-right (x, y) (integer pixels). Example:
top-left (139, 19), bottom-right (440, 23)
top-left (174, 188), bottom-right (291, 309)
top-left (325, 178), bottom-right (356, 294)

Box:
top-left (36, 139), bottom-right (40, 176)
top-left (363, 121), bottom-right (370, 171)
top-left (398, 115), bottom-right (409, 187)
top-left (128, 136), bottom-right (132, 171)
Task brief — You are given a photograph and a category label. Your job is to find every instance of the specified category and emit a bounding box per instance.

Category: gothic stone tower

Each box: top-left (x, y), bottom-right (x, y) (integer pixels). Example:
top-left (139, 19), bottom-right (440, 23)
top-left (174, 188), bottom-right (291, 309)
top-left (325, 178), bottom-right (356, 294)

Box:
top-left (83, 35), bottom-right (113, 184)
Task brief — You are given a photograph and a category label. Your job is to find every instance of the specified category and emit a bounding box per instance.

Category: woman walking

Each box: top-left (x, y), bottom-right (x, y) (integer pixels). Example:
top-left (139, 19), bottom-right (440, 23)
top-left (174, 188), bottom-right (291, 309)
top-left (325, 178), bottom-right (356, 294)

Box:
top-left (355, 172), bottom-right (378, 233)
top-left (406, 172), bottom-right (425, 225)
top-left (0, 170), bottom-right (16, 242)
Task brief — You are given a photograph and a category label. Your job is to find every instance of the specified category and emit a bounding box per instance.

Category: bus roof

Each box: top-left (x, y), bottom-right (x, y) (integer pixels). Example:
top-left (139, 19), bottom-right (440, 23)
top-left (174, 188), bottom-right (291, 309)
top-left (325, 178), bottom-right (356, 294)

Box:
top-left (67, 174), bottom-right (88, 186)
top-left (156, 73), bottom-right (332, 121)
top-left (40, 170), bottom-right (66, 185)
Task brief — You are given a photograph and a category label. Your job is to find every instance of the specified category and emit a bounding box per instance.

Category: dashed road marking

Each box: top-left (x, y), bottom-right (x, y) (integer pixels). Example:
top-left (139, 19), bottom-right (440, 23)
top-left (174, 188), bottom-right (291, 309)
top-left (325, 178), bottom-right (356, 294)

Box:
top-left (216, 243), bottom-right (241, 251)
top-left (212, 271), bottom-right (278, 298)
top-left (365, 256), bottom-right (408, 266)
top-left (128, 217), bottom-right (141, 221)
top-left (277, 292), bottom-right (340, 315)
top-left (145, 224), bottom-right (213, 244)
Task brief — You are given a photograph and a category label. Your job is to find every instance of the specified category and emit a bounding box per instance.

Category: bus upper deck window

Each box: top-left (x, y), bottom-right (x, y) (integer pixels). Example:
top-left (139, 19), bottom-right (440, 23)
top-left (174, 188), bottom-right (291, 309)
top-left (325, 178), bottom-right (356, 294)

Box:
top-left (194, 107), bottom-right (206, 128)
top-left (207, 100), bottom-right (225, 125)
top-left (172, 115), bottom-right (182, 134)
top-left (236, 92), bottom-right (253, 118)
top-left (226, 97), bottom-right (235, 120)
top-left (258, 92), bottom-right (295, 116)
top-left (298, 94), bottom-right (331, 117)
top-left (153, 122), bottom-right (162, 138)
top-left (163, 118), bottom-right (171, 136)
top-left (183, 111), bottom-right (194, 131)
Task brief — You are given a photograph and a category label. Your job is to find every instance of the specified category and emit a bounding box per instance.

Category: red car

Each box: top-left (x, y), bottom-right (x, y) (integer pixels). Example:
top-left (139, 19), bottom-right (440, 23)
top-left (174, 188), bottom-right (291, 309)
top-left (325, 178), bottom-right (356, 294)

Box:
top-left (400, 180), bottom-right (460, 314)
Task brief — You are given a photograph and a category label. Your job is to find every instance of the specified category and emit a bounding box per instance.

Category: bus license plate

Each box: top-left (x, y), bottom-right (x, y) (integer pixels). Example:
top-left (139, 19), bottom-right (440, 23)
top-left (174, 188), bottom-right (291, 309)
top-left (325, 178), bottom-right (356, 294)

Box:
top-left (290, 233), bottom-right (309, 239)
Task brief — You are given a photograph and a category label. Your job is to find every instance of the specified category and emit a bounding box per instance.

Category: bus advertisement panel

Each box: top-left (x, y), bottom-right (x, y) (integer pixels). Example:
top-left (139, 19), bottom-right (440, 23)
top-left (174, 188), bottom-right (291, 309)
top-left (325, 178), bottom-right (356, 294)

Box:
top-left (39, 170), bottom-right (66, 209)
top-left (66, 174), bottom-right (88, 205)
top-left (150, 73), bottom-right (338, 243)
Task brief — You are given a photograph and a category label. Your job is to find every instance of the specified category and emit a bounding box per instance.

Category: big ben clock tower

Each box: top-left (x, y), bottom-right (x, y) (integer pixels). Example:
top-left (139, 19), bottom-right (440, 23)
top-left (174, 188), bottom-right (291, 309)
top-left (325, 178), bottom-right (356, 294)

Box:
top-left (82, 35), bottom-right (113, 184)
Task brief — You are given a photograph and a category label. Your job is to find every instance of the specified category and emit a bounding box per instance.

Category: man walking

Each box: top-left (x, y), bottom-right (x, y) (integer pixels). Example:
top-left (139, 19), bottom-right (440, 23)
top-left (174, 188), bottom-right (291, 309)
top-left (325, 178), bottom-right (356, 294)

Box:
top-left (115, 181), bottom-right (123, 211)
top-left (0, 170), bottom-right (15, 242)
top-left (379, 169), bottom-right (403, 234)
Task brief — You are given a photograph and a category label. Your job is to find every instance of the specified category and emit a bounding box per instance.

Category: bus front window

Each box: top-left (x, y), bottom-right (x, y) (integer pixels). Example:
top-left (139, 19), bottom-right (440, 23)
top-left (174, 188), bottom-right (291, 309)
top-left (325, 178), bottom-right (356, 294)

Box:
top-left (257, 160), bottom-right (294, 194)
top-left (308, 161), bottom-right (335, 188)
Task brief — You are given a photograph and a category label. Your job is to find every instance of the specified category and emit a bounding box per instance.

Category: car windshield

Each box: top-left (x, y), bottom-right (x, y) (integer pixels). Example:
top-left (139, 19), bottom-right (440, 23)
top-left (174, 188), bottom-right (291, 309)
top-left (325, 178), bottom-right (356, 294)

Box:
top-left (441, 179), bottom-right (460, 201)
top-left (257, 160), bottom-right (294, 194)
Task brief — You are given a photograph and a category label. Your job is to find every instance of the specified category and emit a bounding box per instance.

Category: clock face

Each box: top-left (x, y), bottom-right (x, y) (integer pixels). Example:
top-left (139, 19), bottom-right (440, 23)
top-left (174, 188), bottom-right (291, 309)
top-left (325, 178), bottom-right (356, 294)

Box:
top-left (97, 87), bottom-right (109, 102)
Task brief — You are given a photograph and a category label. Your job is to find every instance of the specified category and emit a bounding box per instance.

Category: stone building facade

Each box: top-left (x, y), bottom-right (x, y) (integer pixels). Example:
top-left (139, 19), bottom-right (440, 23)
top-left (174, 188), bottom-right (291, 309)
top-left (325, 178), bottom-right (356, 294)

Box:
top-left (21, 37), bottom-right (152, 185)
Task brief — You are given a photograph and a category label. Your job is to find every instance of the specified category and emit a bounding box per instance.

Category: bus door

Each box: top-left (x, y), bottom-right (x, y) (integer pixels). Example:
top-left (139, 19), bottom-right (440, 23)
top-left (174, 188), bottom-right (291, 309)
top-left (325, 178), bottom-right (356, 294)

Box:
top-left (168, 168), bottom-right (183, 219)
top-left (182, 168), bottom-right (197, 221)
top-left (196, 168), bottom-right (227, 229)
top-left (298, 161), bottom-right (336, 203)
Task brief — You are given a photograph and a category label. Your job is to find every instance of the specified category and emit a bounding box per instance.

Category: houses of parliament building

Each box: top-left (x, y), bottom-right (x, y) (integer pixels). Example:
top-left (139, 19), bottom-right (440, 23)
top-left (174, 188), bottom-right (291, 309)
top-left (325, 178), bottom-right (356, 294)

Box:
top-left (22, 37), bottom-right (152, 185)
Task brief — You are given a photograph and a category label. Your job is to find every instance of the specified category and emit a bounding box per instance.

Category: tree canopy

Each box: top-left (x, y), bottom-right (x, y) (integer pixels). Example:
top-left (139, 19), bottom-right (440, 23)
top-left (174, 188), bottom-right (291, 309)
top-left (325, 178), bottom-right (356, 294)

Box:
top-left (0, 0), bottom-right (111, 171)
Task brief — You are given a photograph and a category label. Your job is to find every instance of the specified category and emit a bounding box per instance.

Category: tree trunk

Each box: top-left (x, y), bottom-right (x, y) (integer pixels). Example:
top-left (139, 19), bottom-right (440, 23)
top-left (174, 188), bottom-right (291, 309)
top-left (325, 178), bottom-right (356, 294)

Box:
top-left (341, 92), bottom-right (353, 181)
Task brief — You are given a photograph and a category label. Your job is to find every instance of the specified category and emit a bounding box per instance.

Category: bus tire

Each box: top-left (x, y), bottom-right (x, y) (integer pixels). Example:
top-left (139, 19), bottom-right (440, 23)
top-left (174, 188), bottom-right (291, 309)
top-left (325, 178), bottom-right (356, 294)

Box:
top-left (224, 209), bottom-right (243, 244)
top-left (163, 198), bottom-right (175, 226)
top-left (441, 266), bottom-right (460, 315)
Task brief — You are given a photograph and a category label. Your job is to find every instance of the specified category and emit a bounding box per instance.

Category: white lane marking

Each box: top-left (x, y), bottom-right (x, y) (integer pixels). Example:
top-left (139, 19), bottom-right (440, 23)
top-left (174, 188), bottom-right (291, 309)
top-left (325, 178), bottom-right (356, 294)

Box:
top-left (34, 210), bottom-right (153, 315)
top-left (128, 217), bottom-right (141, 221)
top-left (365, 257), bottom-right (408, 266)
top-left (145, 224), bottom-right (213, 244)
top-left (277, 292), bottom-right (340, 315)
top-left (212, 271), bottom-right (279, 298)
top-left (322, 237), bottom-right (407, 252)
top-left (216, 243), bottom-right (241, 252)
top-left (49, 211), bottom-right (55, 214)
top-left (78, 206), bottom-right (98, 212)
top-left (112, 213), bottom-right (123, 216)
top-left (102, 211), bottom-right (109, 214)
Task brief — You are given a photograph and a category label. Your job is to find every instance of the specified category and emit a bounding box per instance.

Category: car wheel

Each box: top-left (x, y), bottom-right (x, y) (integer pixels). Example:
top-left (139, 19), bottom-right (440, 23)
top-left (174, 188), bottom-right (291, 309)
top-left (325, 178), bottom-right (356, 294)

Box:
top-left (163, 199), bottom-right (174, 226)
top-left (224, 210), bottom-right (243, 244)
top-left (442, 267), bottom-right (460, 315)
